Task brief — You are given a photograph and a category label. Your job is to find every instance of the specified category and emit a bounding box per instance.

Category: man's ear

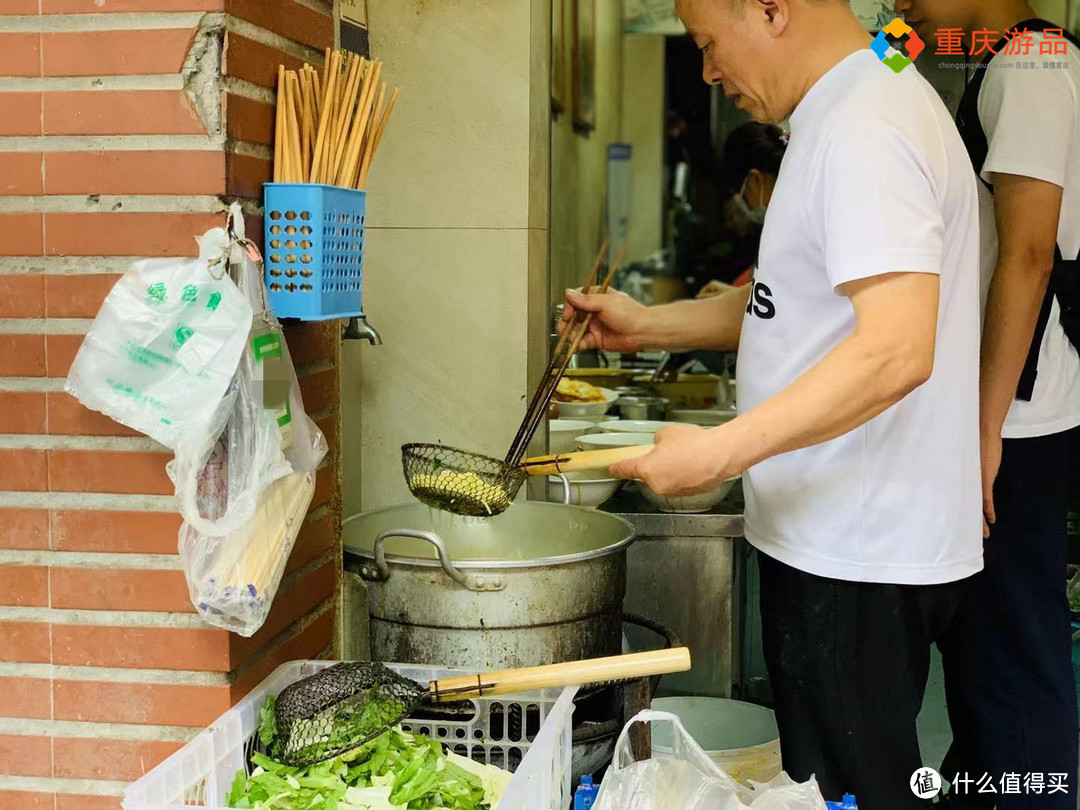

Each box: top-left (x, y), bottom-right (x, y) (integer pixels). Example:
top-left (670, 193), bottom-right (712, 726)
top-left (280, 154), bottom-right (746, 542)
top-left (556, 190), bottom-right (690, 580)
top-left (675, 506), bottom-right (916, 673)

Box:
top-left (745, 169), bottom-right (766, 207)
top-left (747, 0), bottom-right (790, 36)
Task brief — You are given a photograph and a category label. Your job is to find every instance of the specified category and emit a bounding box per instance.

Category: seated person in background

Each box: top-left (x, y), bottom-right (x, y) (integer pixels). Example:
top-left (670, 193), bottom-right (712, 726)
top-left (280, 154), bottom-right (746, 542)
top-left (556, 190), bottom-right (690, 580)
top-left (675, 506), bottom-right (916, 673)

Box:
top-left (699, 122), bottom-right (788, 297)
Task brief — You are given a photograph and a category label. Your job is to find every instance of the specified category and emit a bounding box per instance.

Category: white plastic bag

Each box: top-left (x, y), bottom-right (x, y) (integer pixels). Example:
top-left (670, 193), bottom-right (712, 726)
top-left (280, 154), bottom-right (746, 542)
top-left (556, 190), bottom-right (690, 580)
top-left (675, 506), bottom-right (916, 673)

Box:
top-left (65, 239), bottom-right (253, 450)
top-left (594, 711), bottom-right (827, 810)
top-left (173, 211), bottom-right (327, 636)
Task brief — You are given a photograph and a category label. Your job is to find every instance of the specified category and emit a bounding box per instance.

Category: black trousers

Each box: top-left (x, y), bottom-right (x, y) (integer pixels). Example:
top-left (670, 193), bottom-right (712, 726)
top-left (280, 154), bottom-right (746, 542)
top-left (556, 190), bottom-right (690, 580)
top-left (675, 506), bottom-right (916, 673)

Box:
top-left (759, 550), bottom-right (966, 809)
top-left (939, 428), bottom-right (1079, 809)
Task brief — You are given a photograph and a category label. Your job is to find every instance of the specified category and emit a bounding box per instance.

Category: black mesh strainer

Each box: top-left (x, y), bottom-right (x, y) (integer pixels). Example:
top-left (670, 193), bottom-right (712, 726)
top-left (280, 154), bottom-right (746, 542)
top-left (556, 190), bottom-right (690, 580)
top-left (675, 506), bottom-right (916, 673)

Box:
top-left (402, 443), bottom-right (527, 518)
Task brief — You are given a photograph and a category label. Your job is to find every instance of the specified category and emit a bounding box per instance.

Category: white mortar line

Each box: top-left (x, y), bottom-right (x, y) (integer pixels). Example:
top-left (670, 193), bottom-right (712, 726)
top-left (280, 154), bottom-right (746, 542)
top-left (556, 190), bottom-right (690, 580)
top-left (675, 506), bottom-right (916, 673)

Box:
top-left (0, 435), bottom-right (166, 452)
top-left (0, 378), bottom-right (68, 393)
top-left (227, 139), bottom-right (273, 160)
top-left (0, 776), bottom-right (128, 796)
top-left (0, 550), bottom-right (180, 569)
top-left (276, 547), bottom-right (337, 593)
top-left (0, 195), bottom-right (228, 214)
top-left (0, 608), bottom-right (206, 629)
top-left (0, 318), bottom-right (93, 334)
top-left (295, 358), bottom-right (336, 377)
top-left (224, 15), bottom-right (326, 64)
top-left (230, 600), bottom-right (335, 682)
top-left (0, 491), bottom-right (175, 510)
top-left (0, 663), bottom-right (230, 687)
top-left (0, 12), bottom-right (216, 32)
top-left (291, 0), bottom-right (334, 18)
top-left (0, 75), bottom-right (183, 92)
top-left (0, 256), bottom-right (145, 275)
top-left (0, 718), bottom-right (198, 743)
top-left (221, 75), bottom-right (275, 105)
top-left (0, 135), bottom-right (225, 152)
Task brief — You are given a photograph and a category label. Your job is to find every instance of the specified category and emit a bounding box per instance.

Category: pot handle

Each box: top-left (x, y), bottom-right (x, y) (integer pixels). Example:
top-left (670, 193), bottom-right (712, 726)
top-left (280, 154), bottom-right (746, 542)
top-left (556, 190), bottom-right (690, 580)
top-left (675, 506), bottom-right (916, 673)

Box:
top-left (373, 529), bottom-right (503, 592)
top-left (557, 473), bottom-right (572, 505)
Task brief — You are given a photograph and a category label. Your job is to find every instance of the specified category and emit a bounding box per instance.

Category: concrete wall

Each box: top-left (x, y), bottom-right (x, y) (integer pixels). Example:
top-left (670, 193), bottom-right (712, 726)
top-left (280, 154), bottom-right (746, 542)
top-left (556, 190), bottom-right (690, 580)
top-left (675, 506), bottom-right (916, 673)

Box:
top-left (621, 34), bottom-right (666, 266)
top-left (342, 0), bottom-right (551, 513)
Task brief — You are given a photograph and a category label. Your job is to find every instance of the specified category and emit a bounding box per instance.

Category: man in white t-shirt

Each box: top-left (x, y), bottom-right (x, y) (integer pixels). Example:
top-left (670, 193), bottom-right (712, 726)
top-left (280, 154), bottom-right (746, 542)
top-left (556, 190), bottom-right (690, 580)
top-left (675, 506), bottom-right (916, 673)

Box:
top-left (893, 1), bottom-right (1080, 807)
top-left (559, 0), bottom-right (982, 805)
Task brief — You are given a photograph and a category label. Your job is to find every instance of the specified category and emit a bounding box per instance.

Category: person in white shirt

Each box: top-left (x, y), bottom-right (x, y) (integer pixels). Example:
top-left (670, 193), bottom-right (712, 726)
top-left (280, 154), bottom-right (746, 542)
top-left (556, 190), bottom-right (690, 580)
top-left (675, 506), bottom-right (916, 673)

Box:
top-left (894, 1), bottom-right (1080, 807)
top-left (560, 0), bottom-right (983, 805)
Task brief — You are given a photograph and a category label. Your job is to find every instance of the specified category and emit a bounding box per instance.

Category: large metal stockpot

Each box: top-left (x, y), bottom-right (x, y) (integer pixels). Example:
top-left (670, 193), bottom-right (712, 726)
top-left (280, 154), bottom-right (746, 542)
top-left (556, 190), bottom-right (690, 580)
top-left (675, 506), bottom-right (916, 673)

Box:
top-left (343, 502), bottom-right (635, 670)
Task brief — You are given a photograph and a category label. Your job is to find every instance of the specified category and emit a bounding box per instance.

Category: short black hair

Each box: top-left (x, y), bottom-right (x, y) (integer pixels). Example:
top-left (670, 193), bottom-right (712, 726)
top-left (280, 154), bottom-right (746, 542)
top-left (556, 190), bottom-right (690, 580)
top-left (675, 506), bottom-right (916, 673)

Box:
top-left (717, 122), bottom-right (787, 195)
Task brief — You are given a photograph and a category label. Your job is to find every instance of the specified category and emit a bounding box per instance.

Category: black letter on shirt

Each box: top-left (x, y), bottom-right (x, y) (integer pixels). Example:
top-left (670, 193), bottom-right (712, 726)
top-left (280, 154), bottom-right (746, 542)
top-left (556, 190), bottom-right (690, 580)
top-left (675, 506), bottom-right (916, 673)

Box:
top-left (752, 282), bottom-right (775, 320)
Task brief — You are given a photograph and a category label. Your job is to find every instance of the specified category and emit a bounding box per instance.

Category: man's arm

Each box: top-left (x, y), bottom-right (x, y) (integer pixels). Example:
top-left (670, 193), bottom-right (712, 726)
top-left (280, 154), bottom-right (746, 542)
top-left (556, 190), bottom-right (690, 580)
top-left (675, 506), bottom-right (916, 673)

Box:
top-left (980, 173), bottom-right (1062, 438)
top-left (563, 283), bottom-right (750, 353)
top-left (610, 272), bottom-right (938, 492)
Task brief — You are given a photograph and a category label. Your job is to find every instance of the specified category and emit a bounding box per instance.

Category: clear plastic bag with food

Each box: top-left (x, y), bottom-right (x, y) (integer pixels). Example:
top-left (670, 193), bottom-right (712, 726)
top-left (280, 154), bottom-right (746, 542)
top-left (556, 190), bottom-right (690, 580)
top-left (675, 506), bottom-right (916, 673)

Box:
top-left (595, 711), bottom-right (827, 810)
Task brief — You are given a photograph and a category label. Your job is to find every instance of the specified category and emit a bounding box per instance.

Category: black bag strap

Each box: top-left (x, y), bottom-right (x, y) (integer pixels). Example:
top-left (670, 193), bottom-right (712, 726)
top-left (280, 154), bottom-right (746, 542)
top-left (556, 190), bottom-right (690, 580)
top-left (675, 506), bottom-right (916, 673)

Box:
top-left (955, 20), bottom-right (1079, 401)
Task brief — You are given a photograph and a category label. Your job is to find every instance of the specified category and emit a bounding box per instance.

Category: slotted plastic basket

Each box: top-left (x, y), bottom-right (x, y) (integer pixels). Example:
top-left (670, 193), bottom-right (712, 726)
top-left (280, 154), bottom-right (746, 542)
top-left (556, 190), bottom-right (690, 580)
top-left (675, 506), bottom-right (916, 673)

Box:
top-left (122, 660), bottom-right (577, 810)
top-left (263, 183), bottom-right (367, 321)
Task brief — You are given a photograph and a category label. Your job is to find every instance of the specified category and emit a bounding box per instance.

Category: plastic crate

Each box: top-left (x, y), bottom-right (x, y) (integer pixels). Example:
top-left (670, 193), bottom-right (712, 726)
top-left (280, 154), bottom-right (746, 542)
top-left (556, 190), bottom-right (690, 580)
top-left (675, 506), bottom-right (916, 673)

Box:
top-left (122, 660), bottom-right (577, 810)
top-left (263, 183), bottom-right (367, 321)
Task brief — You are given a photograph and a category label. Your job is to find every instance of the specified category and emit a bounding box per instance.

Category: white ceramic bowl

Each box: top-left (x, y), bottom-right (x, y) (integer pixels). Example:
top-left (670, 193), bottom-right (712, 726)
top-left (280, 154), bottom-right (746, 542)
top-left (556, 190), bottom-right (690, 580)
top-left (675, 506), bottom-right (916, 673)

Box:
top-left (639, 476), bottom-right (740, 514)
top-left (670, 409), bottom-right (738, 427)
top-left (599, 420), bottom-right (677, 435)
top-left (554, 387), bottom-right (619, 418)
top-left (548, 419), bottom-right (595, 454)
top-left (576, 432), bottom-right (656, 451)
top-left (545, 471), bottom-right (624, 508)
top-left (575, 414), bottom-right (621, 426)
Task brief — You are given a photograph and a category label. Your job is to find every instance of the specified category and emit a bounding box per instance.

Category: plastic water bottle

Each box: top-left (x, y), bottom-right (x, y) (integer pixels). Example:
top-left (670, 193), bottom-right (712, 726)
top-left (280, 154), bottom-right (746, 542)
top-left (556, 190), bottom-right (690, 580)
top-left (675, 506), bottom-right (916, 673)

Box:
top-left (574, 775), bottom-right (599, 810)
top-left (826, 794), bottom-right (858, 810)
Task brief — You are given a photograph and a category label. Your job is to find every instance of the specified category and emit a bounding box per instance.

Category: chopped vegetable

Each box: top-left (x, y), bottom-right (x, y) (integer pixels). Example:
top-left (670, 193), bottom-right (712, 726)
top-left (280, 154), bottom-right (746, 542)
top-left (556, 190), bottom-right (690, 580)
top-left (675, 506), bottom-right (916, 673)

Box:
top-left (227, 696), bottom-right (511, 810)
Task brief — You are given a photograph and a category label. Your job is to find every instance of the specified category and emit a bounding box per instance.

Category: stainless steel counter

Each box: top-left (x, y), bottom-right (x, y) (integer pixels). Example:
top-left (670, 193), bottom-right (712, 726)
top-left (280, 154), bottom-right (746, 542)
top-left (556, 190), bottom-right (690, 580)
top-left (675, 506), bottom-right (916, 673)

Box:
top-left (603, 484), bottom-right (746, 699)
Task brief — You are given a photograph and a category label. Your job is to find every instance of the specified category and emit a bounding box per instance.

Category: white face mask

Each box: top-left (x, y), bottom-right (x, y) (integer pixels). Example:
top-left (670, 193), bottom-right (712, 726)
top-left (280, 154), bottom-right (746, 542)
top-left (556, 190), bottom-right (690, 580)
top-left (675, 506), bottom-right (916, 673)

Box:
top-left (733, 176), bottom-right (768, 226)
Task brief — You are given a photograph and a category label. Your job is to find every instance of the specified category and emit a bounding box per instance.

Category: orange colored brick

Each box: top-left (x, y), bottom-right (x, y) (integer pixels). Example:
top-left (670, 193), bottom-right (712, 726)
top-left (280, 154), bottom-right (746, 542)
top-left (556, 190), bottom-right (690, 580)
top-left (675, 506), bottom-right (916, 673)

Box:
top-left (0, 33), bottom-right (40, 78)
top-left (224, 33), bottom-right (305, 90)
top-left (284, 320), bottom-right (338, 367)
top-left (0, 735), bottom-right (51, 777)
top-left (45, 212), bottom-right (222, 257)
top-left (225, 151), bottom-right (271, 200)
top-left (52, 509), bottom-right (180, 554)
top-left (47, 392), bottom-right (140, 437)
top-left (0, 509), bottom-right (49, 551)
top-left (0, 0), bottom-right (40, 13)
top-left (232, 558), bottom-right (336, 661)
top-left (0, 678), bottom-right (51, 720)
top-left (0, 274), bottom-right (44, 316)
top-left (44, 334), bottom-right (82, 378)
top-left (48, 450), bottom-right (172, 495)
top-left (0, 791), bottom-right (52, 810)
top-left (0, 623), bottom-right (51, 664)
top-left (232, 609), bottom-right (334, 699)
top-left (316, 413), bottom-right (338, 453)
top-left (0, 392), bottom-right (46, 434)
top-left (43, 0), bottom-right (221, 11)
top-left (54, 680), bottom-right (230, 727)
top-left (224, 93), bottom-right (273, 144)
top-left (53, 737), bottom-right (182, 781)
top-left (0, 451), bottom-right (47, 493)
top-left (56, 797), bottom-right (122, 810)
top-left (43, 29), bottom-right (194, 77)
top-left (0, 153), bottom-right (43, 195)
top-left (312, 464), bottom-right (335, 510)
top-left (298, 368), bottom-right (338, 415)
top-left (45, 274), bottom-right (119, 318)
top-left (46, 151), bottom-right (225, 195)
top-left (0, 94), bottom-right (42, 136)
top-left (51, 567), bottom-right (193, 612)
top-left (0, 213), bottom-right (44, 255)
top-left (53, 624), bottom-right (228, 670)
top-left (0, 566), bottom-right (48, 607)
top-left (286, 510), bottom-right (337, 576)
top-left (226, 0), bottom-right (334, 51)
top-left (0, 335), bottom-right (46, 376)
top-left (44, 90), bottom-right (205, 136)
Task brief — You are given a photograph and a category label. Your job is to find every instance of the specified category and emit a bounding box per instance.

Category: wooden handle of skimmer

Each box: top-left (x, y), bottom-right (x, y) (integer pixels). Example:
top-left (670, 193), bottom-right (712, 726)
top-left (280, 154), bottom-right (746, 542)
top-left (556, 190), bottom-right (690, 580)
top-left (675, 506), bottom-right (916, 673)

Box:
top-left (429, 647), bottom-right (692, 701)
top-left (519, 445), bottom-right (652, 477)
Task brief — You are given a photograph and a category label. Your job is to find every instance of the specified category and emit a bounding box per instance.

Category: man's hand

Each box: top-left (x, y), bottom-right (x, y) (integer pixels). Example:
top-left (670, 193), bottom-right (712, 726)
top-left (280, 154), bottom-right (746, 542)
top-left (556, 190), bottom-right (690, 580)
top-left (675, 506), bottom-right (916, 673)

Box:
top-left (608, 423), bottom-right (744, 495)
top-left (981, 432), bottom-right (1002, 538)
top-left (560, 288), bottom-right (648, 352)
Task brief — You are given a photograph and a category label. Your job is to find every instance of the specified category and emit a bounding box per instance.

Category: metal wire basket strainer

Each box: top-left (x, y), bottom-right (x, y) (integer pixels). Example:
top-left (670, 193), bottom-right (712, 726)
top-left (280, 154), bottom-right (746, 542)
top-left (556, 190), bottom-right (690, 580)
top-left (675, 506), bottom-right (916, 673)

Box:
top-left (402, 443), bottom-right (527, 518)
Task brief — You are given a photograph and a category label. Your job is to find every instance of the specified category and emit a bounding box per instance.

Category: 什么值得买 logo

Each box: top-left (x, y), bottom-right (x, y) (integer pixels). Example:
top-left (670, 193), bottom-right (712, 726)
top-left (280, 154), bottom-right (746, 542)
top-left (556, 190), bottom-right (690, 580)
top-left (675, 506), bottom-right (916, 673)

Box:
top-left (872, 17), bottom-right (925, 73)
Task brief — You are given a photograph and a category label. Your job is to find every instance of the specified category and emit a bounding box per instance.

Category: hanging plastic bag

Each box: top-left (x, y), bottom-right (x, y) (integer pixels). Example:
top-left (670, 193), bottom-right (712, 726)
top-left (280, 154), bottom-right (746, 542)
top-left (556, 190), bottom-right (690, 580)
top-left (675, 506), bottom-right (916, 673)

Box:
top-left (173, 208), bottom-right (327, 635)
top-left (594, 711), bottom-right (827, 810)
top-left (65, 232), bottom-right (253, 449)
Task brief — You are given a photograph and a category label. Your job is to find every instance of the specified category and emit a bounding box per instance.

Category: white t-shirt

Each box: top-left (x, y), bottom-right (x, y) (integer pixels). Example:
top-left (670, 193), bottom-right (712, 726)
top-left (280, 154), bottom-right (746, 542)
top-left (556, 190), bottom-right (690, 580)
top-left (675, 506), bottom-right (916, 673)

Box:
top-left (736, 49), bottom-right (983, 585)
top-left (975, 32), bottom-right (1080, 439)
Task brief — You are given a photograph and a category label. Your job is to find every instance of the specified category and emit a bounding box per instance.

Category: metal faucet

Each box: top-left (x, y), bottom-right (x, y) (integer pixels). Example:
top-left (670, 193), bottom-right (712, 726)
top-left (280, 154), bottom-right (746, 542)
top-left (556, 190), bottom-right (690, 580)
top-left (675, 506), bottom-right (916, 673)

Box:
top-left (343, 315), bottom-right (382, 345)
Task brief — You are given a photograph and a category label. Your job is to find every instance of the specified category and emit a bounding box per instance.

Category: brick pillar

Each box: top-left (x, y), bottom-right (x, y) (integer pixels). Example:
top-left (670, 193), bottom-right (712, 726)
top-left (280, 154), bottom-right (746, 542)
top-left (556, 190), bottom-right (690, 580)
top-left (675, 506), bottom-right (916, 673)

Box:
top-left (0, 3), bottom-right (342, 808)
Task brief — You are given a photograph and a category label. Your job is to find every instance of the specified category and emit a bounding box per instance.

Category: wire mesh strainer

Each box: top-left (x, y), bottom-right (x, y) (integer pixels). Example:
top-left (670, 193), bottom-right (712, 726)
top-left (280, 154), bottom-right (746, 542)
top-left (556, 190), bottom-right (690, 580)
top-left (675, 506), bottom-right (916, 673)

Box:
top-left (402, 443), bottom-right (528, 518)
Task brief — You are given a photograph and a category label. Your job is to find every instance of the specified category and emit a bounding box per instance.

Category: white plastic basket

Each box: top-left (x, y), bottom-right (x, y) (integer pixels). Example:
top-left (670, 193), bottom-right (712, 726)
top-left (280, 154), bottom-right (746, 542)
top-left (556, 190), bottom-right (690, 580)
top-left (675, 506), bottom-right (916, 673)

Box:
top-left (123, 660), bottom-right (577, 810)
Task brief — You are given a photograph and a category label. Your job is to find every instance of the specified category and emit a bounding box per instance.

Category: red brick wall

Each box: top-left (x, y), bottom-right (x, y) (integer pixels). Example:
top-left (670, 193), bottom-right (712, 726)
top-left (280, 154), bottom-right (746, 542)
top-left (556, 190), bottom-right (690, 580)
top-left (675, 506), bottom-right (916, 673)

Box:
top-left (0, 2), bottom-right (341, 807)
